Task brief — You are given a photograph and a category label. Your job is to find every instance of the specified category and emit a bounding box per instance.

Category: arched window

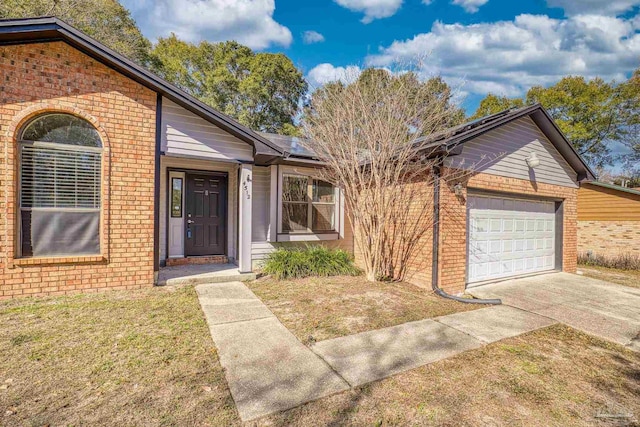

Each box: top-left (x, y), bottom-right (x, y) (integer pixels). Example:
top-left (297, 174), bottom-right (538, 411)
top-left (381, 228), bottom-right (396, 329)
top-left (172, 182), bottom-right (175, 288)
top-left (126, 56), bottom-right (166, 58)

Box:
top-left (19, 113), bottom-right (102, 257)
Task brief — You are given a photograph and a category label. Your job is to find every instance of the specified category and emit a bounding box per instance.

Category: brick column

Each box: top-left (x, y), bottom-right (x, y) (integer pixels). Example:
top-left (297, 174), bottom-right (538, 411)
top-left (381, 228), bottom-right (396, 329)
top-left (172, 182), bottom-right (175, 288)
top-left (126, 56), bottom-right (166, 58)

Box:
top-left (438, 180), bottom-right (468, 295)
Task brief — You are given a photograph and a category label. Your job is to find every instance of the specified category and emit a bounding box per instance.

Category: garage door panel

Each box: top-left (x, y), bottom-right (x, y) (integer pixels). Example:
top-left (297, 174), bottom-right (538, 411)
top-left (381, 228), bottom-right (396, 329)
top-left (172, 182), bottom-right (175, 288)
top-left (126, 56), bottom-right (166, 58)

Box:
top-left (467, 196), bottom-right (556, 285)
top-left (514, 259), bottom-right (524, 272)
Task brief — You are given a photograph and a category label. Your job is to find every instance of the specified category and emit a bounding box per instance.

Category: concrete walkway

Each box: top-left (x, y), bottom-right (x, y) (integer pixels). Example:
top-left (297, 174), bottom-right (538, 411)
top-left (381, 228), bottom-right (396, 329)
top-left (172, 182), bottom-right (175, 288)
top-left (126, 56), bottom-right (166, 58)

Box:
top-left (196, 282), bottom-right (349, 421)
top-left (197, 281), bottom-right (556, 421)
top-left (312, 305), bottom-right (555, 386)
top-left (159, 263), bottom-right (255, 286)
top-left (469, 272), bottom-right (640, 352)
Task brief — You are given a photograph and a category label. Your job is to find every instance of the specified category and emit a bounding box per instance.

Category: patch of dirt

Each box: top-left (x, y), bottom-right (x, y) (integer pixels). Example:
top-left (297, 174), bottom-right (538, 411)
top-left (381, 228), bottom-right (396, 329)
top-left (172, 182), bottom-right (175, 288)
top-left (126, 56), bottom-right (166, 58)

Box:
top-left (342, 316), bottom-right (369, 330)
top-left (578, 265), bottom-right (640, 289)
top-left (248, 275), bottom-right (484, 342)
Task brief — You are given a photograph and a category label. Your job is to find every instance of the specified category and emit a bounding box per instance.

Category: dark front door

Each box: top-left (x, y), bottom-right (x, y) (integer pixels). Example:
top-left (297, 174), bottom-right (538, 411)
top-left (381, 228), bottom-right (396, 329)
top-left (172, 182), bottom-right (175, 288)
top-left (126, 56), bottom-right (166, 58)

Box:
top-left (185, 173), bottom-right (227, 256)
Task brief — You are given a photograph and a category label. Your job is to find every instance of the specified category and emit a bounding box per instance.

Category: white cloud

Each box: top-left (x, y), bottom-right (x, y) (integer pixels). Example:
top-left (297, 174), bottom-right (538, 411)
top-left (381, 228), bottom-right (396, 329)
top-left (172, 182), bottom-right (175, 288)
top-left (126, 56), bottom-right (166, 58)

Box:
top-left (303, 31), bottom-right (325, 44)
top-left (451, 0), bottom-right (489, 13)
top-left (121, 0), bottom-right (292, 50)
top-left (333, 0), bottom-right (403, 23)
top-left (307, 63), bottom-right (363, 88)
top-left (366, 13), bottom-right (640, 96)
top-left (546, 0), bottom-right (640, 16)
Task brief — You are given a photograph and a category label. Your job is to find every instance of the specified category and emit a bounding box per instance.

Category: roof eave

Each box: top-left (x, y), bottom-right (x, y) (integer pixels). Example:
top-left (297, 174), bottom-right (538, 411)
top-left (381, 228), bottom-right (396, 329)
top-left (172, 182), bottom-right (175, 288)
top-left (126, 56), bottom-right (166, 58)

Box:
top-left (528, 108), bottom-right (596, 182)
top-left (442, 104), bottom-right (542, 149)
top-left (439, 104), bottom-right (596, 183)
top-left (0, 17), bottom-right (284, 158)
top-left (271, 155), bottom-right (326, 167)
top-left (584, 181), bottom-right (640, 197)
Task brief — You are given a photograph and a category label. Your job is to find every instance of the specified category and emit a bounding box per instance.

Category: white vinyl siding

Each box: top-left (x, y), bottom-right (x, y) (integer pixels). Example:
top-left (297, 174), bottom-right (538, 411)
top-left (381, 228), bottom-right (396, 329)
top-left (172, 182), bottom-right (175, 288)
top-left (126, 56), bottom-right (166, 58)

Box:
top-left (250, 165), bottom-right (353, 266)
top-left (251, 241), bottom-right (276, 263)
top-left (161, 98), bottom-right (253, 162)
top-left (251, 227), bottom-right (355, 266)
top-left (447, 117), bottom-right (578, 188)
top-left (467, 196), bottom-right (556, 285)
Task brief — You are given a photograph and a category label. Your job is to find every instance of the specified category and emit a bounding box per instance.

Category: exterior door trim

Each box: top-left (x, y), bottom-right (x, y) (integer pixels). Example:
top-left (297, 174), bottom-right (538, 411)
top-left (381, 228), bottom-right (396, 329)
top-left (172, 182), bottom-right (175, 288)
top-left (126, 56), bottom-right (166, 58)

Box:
top-left (166, 168), bottom-right (228, 260)
top-left (167, 170), bottom-right (185, 258)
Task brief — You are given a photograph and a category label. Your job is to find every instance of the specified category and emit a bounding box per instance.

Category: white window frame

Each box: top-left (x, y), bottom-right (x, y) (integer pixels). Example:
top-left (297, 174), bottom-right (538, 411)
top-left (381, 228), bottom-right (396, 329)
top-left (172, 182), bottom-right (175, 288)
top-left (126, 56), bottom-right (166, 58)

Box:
top-left (167, 171), bottom-right (185, 258)
top-left (18, 132), bottom-right (102, 258)
top-left (275, 165), bottom-right (342, 242)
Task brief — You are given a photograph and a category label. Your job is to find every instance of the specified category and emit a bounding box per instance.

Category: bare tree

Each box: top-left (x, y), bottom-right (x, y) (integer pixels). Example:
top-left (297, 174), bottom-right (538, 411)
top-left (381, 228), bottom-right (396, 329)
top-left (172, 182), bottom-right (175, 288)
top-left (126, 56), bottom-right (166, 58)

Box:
top-left (302, 67), bottom-right (473, 282)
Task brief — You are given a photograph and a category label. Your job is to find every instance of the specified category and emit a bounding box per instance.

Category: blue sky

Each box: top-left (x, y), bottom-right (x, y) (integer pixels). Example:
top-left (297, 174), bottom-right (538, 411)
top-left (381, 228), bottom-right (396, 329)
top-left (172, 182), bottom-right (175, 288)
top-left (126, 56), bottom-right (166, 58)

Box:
top-left (120, 0), bottom-right (640, 171)
top-left (122, 0), bottom-right (640, 116)
top-left (273, 0), bottom-right (568, 78)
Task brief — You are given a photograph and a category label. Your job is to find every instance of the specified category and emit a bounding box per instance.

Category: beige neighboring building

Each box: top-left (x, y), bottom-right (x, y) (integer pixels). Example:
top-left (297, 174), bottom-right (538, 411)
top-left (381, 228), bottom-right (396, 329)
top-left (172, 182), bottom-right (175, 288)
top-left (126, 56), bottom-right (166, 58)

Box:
top-left (577, 182), bottom-right (640, 256)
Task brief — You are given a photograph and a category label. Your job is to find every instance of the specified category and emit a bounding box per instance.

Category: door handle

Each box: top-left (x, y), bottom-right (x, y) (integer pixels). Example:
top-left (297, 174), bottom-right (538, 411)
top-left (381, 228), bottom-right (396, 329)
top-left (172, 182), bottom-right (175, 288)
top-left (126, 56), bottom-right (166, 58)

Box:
top-left (187, 220), bottom-right (195, 224)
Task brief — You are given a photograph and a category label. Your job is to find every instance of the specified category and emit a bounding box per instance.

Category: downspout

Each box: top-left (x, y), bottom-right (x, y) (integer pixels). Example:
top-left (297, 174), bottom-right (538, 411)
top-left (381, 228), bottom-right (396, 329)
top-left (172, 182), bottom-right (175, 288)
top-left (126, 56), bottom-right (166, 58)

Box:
top-left (153, 94), bottom-right (162, 284)
top-left (431, 159), bottom-right (501, 305)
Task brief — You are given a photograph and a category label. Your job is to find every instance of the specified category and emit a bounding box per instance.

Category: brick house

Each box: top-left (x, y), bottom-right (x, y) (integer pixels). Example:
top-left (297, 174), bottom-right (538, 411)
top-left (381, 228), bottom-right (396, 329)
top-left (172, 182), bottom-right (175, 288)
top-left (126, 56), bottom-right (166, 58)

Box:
top-left (0, 17), bottom-right (595, 299)
top-left (577, 182), bottom-right (640, 257)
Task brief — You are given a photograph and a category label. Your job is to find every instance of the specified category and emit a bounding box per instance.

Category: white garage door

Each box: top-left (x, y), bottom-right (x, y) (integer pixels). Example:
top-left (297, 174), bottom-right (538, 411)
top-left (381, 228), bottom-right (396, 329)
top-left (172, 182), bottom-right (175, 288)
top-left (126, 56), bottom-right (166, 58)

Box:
top-left (467, 195), bottom-right (556, 286)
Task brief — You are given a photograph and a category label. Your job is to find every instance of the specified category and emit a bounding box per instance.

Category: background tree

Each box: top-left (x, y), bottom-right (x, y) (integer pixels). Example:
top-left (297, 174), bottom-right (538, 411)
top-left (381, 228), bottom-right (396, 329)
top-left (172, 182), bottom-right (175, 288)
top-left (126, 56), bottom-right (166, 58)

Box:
top-left (150, 37), bottom-right (307, 134)
top-left (4, 1), bottom-right (308, 134)
top-left (471, 71), bottom-right (640, 169)
top-left (613, 173), bottom-right (640, 188)
top-left (147, 35), bottom-right (201, 95)
top-left (470, 94), bottom-right (524, 119)
top-left (311, 69), bottom-right (465, 130)
top-left (0, 0), bottom-right (150, 64)
top-left (423, 76), bottom-right (467, 126)
top-left (303, 68), bottom-right (470, 281)
top-left (526, 76), bottom-right (620, 167)
top-left (617, 68), bottom-right (640, 172)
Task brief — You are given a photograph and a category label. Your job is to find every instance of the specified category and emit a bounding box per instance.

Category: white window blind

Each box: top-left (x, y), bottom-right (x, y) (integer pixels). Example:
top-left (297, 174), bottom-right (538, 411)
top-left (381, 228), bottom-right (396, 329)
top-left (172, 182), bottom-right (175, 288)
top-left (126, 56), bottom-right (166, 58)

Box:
top-left (20, 143), bottom-right (101, 209)
top-left (18, 113), bottom-right (102, 258)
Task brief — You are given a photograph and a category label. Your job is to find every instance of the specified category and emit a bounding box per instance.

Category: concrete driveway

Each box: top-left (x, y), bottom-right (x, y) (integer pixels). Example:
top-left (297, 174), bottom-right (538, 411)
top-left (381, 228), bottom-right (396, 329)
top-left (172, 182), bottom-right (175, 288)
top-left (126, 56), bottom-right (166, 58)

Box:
top-left (469, 272), bottom-right (640, 352)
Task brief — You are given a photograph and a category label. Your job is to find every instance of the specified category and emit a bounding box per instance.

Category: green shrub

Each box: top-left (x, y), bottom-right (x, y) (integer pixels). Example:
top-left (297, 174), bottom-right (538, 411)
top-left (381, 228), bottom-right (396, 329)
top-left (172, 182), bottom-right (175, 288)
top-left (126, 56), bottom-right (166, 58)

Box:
top-left (263, 246), bottom-right (361, 279)
top-left (578, 251), bottom-right (640, 270)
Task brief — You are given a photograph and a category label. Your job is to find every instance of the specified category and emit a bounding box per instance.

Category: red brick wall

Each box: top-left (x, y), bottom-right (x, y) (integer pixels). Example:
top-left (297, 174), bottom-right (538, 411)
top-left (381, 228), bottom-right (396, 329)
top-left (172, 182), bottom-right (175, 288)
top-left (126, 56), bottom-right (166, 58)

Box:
top-left (398, 172), bottom-right (578, 295)
top-left (350, 177), bottom-right (435, 286)
top-left (435, 173), bottom-right (578, 294)
top-left (397, 178), bottom-right (435, 288)
top-left (0, 41), bottom-right (157, 299)
top-left (436, 175), bottom-right (467, 294)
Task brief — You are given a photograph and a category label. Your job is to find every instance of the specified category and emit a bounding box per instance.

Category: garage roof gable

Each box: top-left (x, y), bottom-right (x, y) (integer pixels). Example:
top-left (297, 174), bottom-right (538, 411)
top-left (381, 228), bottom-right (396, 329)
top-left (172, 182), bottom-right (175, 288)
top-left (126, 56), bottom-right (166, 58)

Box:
top-left (417, 104), bottom-right (596, 182)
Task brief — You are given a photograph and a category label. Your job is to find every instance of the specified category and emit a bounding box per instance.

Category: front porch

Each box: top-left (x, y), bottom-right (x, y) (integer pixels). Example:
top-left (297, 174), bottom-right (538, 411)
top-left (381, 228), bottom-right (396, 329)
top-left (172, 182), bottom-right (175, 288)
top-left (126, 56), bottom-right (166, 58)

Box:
top-left (158, 263), bottom-right (256, 286)
top-left (156, 99), bottom-right (351, 277)
top-left (159, 155), bottom-right (255, 274)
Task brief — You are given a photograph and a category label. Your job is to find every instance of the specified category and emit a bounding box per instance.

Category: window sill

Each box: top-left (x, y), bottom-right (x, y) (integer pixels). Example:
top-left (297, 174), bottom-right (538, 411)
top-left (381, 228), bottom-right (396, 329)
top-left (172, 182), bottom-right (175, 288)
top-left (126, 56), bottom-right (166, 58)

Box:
top-left (277, 232), bottom-right (339, 242)
top-left (12, 255), bottom-right (107, 267)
